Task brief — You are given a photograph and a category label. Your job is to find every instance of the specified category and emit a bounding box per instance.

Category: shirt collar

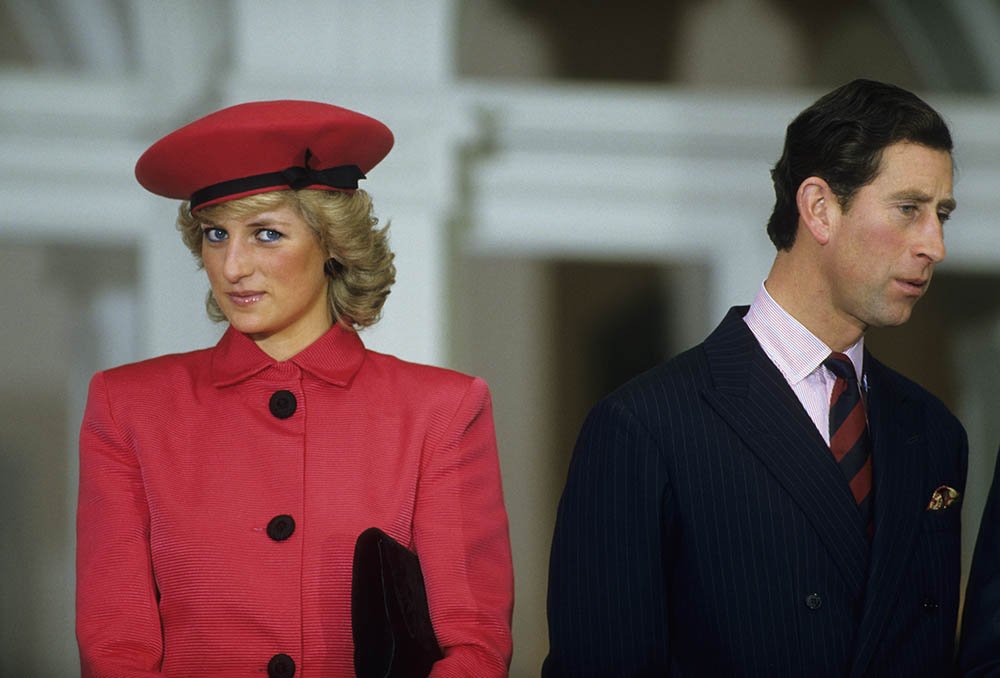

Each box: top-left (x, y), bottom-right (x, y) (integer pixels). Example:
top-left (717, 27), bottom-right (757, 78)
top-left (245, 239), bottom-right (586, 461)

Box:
top-left (744, 281), bottom-right (864, 385)
top-left (211, 323), bottom-right (366, 387)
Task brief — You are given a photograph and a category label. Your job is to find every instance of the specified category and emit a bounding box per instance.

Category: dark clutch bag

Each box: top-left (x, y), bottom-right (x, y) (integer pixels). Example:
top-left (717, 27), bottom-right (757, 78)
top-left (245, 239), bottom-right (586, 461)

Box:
top-left (352, 527), bottom-right (444, 678)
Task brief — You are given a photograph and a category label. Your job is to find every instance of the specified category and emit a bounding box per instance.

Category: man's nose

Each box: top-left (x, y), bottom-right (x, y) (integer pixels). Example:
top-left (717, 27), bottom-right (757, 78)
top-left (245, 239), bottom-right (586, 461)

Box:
top-left (917, 218), bottom-right (946, 264)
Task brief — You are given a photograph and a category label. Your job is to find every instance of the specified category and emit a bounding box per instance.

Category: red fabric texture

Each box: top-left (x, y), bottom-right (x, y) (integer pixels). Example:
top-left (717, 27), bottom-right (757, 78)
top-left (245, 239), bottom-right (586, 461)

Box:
top-left (77, 324), bottom-right (513, 677)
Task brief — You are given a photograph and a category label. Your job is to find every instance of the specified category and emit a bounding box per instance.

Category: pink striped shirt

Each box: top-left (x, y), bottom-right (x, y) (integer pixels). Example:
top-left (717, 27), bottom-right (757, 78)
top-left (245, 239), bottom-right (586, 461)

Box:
top-left (743, 282), bottom-right (864, 445)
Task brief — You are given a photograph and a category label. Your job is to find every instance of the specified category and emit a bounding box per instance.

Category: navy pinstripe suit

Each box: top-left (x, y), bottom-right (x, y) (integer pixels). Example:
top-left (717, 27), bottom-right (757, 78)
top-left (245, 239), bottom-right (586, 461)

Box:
top-left (544, 307), bottom-right (967, 677)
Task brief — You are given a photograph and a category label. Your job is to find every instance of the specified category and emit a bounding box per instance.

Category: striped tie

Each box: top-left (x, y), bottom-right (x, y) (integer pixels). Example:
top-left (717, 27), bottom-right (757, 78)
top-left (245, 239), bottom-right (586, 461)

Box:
top-left (824, 352), bottom-right (873, 536)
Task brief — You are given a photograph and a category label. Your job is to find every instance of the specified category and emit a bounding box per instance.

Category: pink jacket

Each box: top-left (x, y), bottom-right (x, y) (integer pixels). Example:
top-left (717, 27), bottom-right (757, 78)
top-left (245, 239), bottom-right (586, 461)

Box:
top-left (77, 324), bottom-right (513, 677)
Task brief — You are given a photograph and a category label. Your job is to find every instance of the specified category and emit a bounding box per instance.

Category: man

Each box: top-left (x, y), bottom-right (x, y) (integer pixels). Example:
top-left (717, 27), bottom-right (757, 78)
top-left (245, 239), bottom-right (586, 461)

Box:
top-left (544, 79), bottom-right (968, 677)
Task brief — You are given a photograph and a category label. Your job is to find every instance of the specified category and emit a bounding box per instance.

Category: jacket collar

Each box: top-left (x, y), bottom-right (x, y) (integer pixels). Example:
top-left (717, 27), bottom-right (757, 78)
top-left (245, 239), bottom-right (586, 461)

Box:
top-left (701, 306), bottom-right (872, 593)
top-left (210, 323), bottom-right (366, 387)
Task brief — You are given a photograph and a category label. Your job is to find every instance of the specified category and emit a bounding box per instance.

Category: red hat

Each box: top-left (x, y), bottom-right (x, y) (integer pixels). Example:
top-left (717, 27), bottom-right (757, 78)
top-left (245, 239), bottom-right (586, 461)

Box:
top-left (135, 100), bottom-right (394, 211)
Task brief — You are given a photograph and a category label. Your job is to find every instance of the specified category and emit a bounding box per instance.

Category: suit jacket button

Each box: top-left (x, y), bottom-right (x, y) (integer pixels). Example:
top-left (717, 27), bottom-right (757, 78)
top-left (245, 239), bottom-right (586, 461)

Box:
top-left (269, 390), bottom-right (297, 419)
top-left (267, 514), bottom-right (295, 541)
top-left (804, 593), bottom-right (822, 610)
top-left (268, 653), bottom-right (295, 677)
top-left (922, 597), bottom-right (939, 613)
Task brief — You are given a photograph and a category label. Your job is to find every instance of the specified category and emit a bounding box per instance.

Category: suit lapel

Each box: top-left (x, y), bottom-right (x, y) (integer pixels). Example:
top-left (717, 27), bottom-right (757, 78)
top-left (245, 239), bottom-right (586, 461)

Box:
top-left (700, 308), bottom-right (870, 593)
top-left (849, 354), bottom-right (928, 677)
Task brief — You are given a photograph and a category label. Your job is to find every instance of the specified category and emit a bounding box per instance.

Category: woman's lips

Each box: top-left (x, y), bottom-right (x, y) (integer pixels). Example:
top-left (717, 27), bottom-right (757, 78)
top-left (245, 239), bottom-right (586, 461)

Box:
top-left (227, 291), bottom-right (265, 306)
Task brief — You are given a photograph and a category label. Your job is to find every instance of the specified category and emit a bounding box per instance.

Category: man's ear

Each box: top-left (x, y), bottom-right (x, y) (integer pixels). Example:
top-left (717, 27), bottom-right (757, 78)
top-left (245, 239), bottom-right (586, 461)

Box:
top-left (795, 177), bottom-right (836, 246)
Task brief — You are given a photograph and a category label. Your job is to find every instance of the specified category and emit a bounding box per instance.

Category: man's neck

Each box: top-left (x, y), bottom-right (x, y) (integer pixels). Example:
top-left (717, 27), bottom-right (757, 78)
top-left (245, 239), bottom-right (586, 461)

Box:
top-left (765, 252), bottom-right (865, 352)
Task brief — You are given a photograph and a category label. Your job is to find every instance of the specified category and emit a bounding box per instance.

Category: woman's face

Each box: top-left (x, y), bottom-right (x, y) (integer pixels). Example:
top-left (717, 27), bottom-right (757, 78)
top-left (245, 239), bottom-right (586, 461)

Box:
top-left (200, 204), bottom-right (332, 360)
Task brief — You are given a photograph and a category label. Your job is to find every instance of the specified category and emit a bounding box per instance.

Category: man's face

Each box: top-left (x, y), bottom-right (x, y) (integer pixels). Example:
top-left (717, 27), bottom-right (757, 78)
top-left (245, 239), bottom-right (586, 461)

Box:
top-left (823, 141), bottom-right (954, 333)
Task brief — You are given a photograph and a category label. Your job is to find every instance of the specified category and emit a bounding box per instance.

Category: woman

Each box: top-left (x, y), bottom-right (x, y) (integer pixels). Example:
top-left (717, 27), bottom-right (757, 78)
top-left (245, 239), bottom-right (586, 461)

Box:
top-left (76, 100), bottom-right (513, 677)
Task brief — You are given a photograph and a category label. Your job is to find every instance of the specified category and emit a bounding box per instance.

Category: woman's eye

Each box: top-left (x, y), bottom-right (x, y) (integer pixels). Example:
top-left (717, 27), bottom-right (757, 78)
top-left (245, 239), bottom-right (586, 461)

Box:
top-left (202, 227), bottom-right (227, 243)
top-left (257, 229), bottom-right (283, 243)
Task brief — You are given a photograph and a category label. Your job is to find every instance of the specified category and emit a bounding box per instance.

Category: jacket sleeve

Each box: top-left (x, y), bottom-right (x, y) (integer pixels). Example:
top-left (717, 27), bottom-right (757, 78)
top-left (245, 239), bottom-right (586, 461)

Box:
top-left (413, 377), bottom-right (513, 677)
top-left (959, 444), bottom-right (1000, 676)
top-left (543, 396), bottom-right (674, 677)
top-left (77, 371), bottom-right (164, 677)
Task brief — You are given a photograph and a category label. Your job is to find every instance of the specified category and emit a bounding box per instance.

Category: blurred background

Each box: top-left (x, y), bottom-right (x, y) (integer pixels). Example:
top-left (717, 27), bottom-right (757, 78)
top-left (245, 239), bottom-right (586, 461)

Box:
top-left (1, 1), bottom-right (999, 675)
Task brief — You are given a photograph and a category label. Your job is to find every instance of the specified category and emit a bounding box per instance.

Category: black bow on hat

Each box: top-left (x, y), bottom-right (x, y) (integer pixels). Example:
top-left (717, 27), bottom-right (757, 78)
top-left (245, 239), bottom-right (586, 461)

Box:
top-left (190, 148), bottom-right (366, 209)
top-left (280, 148), bottom-right (366, 191)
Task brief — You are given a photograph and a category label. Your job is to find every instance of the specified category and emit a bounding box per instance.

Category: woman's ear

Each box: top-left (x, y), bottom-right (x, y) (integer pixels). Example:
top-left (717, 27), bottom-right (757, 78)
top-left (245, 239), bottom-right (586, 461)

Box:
top-left (795, 177), bottom-right (836, 246)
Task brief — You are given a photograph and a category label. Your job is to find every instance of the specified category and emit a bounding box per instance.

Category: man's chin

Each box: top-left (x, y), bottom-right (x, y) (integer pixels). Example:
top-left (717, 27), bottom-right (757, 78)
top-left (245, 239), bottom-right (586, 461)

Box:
top-left (867, 304), bottom-right (916, 329)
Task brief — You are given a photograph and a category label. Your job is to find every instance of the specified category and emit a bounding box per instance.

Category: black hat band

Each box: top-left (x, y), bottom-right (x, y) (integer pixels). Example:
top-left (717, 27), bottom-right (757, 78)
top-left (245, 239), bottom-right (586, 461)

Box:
top-left (190, 162), bottom-right (365, 210)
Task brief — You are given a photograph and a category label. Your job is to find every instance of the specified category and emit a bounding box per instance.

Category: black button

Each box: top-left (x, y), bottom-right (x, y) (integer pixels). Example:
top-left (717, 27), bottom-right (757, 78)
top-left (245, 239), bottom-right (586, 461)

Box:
top-left (268, 653), bottom-right (295, 677)
top-left (804, 593), bottom-right (822, 610)
top-left (269, 390), bottom-right (297, 419)
top-left (267, 515), bottom-right (295, 541)
top-left (922, 597), bottom-right (939, 613)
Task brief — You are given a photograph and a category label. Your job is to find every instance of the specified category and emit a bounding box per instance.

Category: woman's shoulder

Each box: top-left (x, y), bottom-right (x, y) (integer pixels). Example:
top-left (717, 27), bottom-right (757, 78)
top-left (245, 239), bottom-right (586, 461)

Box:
top-left (85, 347), bottom-right (217, 423)
top-left (96, 346), bottom-right (215, 390)
top-left (361, 350), bottom-right (490, 400)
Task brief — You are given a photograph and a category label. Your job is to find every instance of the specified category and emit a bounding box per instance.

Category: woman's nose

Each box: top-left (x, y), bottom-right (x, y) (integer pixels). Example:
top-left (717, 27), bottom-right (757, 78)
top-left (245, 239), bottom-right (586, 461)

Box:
top-left (222, 241), bottom-right (252, 282)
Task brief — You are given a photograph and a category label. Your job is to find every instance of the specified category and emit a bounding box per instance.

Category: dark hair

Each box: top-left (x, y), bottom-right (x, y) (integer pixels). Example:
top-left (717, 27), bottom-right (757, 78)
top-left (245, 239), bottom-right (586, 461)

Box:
top-left (766, 79), bottom-right (953, 250)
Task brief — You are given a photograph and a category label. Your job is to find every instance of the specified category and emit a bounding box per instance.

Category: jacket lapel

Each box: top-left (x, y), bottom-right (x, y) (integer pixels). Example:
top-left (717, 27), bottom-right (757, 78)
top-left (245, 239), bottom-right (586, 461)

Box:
top-left (700, 308), bottom-right (870, 593)
top-left (849, 354), bottom-right (928, 677)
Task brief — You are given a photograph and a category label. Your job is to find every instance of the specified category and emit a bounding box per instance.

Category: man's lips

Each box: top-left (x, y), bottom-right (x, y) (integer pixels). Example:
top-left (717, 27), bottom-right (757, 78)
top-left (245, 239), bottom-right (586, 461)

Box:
top-left (895, 277), bottom-right (928, 296)
top-left (226, 291), bottom-right (265, 306)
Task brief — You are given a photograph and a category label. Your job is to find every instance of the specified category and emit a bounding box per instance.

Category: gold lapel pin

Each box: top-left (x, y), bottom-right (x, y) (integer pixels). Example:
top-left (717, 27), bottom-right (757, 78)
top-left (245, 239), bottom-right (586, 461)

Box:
top-left (927, 485), bottom-right (960, 511)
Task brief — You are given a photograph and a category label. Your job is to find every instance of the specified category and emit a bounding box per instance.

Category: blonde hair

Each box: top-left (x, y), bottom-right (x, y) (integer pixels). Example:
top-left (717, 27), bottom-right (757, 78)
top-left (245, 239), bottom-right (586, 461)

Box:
top-left (177, 189), bottom-right (395, 329)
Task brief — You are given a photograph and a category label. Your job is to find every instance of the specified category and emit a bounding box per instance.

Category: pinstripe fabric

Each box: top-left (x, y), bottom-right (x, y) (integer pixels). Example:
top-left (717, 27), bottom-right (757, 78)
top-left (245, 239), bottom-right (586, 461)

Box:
top-left (544, 307), bottom-right (967, 677)
top-left (77, 324), bottom-right (513, 677)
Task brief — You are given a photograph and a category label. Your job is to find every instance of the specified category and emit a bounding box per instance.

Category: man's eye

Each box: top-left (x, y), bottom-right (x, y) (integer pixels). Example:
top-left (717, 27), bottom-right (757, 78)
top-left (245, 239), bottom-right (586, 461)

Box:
top-left (898, 204), bottom-right (917, 216)
top-left (257, 229), bottom-right (283, 242)
top-left (938, 211), bottom-right (951, 224)
top-left (203, 227), bottom-right (227, 242)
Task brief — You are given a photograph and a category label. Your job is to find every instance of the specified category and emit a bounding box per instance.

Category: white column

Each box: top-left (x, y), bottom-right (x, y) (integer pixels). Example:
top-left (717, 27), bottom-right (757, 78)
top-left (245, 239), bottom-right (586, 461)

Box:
top-left (229, 0), bottom-right (457, 85)
top-left (138, 201), bottom-right (223, 358)
top-left (450, 255), bottom-right (555, 677)
top-left (221, 0), bottom-right (463, 365)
